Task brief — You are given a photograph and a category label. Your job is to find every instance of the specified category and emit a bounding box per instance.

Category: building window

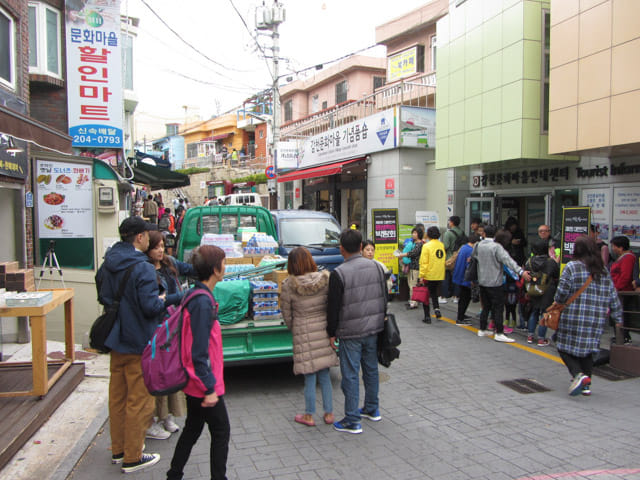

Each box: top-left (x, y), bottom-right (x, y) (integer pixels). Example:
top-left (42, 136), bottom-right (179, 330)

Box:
top-left (430, 36), bottom-right (437, 71)
top-left (541, 10), bottom-right (550, 134)
top-left (373, 76), bottom-right (385, 90)
top-left (335, 80), bottom-right (347, 104)
top-left (284, 99), bottom-right (292, 122)
top-left (259, 129), bottom-right (264, 139)
top-left (311, 94), bottom-right (319, 113)
top-left (186, 142), bottom-right (198, 158)
top-left (28, 2), bottom-right (61, 77)
top-left (0, 6), bottom-right (15, 89)
top-left (322, 100), bottom-right (328, 110)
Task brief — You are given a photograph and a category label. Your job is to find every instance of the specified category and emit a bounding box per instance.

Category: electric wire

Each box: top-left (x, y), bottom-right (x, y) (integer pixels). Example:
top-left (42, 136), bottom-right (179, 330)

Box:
top-left (138, 0), bottom-right (253, 76)
top-left (227, 0), bottom-right (273, 79)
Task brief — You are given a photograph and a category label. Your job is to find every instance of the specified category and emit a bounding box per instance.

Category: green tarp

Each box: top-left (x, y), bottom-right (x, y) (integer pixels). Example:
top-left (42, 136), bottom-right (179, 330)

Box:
top-left (214, 279), bottom-right (250, 325)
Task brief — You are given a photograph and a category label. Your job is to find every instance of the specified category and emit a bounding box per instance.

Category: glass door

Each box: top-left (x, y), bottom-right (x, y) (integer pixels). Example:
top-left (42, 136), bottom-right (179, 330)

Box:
top-left (465, 197), bottom-right (494, 231)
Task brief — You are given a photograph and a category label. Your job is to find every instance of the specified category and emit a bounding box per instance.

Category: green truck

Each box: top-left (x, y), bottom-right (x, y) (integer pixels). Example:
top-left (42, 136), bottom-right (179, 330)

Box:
top-left (176, 205), bottom-right (293, 364)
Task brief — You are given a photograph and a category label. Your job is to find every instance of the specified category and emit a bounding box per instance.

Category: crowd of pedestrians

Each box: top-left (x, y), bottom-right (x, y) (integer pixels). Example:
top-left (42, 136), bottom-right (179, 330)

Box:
top-left (95, 199), bottom-right (639, 476)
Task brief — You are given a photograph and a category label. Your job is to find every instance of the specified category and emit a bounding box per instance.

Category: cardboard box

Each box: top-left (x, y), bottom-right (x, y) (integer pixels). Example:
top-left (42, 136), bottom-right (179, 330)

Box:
top-left (225, 256), bottom-right (253, 265)
top-left (0, 262), bottom-right (19, 274)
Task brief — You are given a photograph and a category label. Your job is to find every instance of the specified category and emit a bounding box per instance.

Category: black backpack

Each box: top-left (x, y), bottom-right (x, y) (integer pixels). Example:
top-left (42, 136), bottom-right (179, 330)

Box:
top-left (451, 230), bottom-right (469, 252)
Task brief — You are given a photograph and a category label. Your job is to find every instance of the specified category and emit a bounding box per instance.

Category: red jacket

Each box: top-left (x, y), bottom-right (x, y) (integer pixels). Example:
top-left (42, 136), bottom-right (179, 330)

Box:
top-left (611, 252), bottom-right (636, 291)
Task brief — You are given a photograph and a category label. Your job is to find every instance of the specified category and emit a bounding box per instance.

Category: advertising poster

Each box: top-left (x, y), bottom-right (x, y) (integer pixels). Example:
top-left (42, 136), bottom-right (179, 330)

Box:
top-left (399, 106), bottom-right (436, 149)
top-left (36, 160), bottom-right (93, 238)
top-left (298, 109), bottom-right (397, 168)
top-left (612, 187), bottom-right (640, 244)
top-left (65, 0), bottom-right (123, 148)
top-left (275, 141), bottom-right (299, 170)
top-left (372, 208), bottom-right (398, 274)
top-left (385, 178), bottom-right (395, 198)
top-left (582, 188), bottom-right (610, 240)
top-left (387, 46), bottom-right (419, 82)
top-left (415, 210), bottom-right (439, 230)
top-left (560, 207), bottom-right (590, 265)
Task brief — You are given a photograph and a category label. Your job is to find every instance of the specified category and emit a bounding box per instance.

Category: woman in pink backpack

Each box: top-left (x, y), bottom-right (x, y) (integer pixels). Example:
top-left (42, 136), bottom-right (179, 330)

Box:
top-left (167, 245), bottom-right (229, 480)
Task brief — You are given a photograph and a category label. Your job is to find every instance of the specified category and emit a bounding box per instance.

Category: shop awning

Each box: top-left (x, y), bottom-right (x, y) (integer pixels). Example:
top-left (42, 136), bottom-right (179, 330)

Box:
top-left (0, 105), bottom-right (72, 154)
top-left (132, 162), bottom-right (190, 190)
top-left (277, 158), bottom-right (362, 183)
top-left (201, 133), bottom-right (231, 142)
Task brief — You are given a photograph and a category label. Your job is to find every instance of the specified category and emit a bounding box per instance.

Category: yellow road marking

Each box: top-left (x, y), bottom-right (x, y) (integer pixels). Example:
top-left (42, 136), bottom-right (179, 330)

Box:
top-left (439, 314), bottom-right (564, 365)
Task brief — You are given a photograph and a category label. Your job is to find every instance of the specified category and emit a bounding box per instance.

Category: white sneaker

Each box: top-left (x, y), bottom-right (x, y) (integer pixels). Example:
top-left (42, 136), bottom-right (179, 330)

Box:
top-left (494, 333), bottom-right (515, 343)
top-left (477, 329), bottom-right (493, 337)
top-left (163, 414), bottom-right (180, 433)
top-left (146, 421), bottom-right (170, 440)
top-left (452, 297), bottom-right (459, 304)
top-left (438, 297), bottom-right (448, 304)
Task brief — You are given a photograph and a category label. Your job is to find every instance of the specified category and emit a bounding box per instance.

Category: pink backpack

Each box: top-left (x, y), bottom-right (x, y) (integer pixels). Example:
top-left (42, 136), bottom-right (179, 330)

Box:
top-left (142, 289), bottom-right (213, 396)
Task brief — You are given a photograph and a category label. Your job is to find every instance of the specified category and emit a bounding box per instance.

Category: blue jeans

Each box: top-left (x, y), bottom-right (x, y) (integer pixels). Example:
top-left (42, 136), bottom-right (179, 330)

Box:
top-left (304, 368), bottom-right (333, 415)
top-left (528, 307), bottom-right (548, 338)
top-left (338, 335), bottom-right (379, 424)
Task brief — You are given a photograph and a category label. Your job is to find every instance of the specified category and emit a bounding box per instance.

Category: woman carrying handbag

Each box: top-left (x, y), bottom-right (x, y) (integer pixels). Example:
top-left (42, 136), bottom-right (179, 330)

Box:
top-left (552, 236), bottom-right (623, 397)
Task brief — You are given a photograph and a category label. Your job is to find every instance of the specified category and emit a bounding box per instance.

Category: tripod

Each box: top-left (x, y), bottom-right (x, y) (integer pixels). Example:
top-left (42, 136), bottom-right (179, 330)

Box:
top-left (37, 240), bottom-right (65, 289)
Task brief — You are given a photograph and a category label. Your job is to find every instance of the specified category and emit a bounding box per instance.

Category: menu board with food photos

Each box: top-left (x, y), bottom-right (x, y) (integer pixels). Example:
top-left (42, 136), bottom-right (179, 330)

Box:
top-left (36, 160), bottom-right (93, 238)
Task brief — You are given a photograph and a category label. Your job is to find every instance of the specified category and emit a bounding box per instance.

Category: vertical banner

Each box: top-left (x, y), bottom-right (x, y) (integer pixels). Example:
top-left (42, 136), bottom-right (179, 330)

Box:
top-left (66, 0), bottom-right (123, 148)
top-left (582, 188), bottom-right (610, 240)
top-left (560, 206), bottom-right (590, 266)
top-left (372, 208), bottom-right (399, 274)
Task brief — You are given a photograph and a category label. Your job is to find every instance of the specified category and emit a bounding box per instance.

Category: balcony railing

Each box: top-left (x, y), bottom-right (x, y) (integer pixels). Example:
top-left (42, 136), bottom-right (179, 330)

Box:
top-left (281, 72), bottom-right (436, 141)
top-left (182, 155), bottom-right (269, 171)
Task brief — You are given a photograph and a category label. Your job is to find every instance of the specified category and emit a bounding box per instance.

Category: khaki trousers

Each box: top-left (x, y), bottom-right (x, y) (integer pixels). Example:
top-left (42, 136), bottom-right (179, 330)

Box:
top-left (156, 391), bottom-right (187, 420)
top-left (408, 269), bottom-right (420, 301)
top-left (109, 352), bottom-right (155, 463)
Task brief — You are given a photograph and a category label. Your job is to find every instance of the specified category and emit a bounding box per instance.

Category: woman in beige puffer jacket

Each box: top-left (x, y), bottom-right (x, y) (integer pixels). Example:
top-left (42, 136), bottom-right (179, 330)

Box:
top-left (281, 247), bottom-right (339, 427)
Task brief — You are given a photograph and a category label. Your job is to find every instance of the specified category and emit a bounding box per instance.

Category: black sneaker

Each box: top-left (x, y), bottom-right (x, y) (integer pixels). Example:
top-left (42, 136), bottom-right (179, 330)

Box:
top-left (456, 319), bottom-right (472, 326)
top-left (423, 317), bottom-right (431, 324)
top-left (112, 443), bottom-right (145, 464)
top-left (121, 453), bottom-right (160, 474)
top-left (435, 309), bottom-right (442, 319)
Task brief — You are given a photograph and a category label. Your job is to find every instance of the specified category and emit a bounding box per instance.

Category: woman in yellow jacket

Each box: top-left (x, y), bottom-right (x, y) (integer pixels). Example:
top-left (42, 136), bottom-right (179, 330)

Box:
top-left (419, 226), bottom-right (446, 323)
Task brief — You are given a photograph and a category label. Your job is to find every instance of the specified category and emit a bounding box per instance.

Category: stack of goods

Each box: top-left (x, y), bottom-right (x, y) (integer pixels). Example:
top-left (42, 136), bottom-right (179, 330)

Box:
top-left (224, 264), bottom-right (261, 281)
top-left (5, 269), bottom-right (35, 292)
top-left (0, 261), bottom-right (19, 289)
top-left (249, 280), bottom-right (282, 321)
top-left (243, 234), bottom-right (278, 255)
top-left (200, 234), bottom-right (243, 257)
top-left (5, 291), bottom-right (53, 307)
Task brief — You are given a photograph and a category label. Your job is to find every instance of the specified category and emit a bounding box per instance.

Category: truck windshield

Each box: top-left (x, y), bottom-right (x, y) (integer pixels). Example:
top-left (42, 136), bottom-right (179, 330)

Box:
top-left (280, 218), bottom-right (341, 247)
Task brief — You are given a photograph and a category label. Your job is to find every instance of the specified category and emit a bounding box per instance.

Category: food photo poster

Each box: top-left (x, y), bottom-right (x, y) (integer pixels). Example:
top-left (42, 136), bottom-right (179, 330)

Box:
top-left (36, 160), bottom-right (93, 238)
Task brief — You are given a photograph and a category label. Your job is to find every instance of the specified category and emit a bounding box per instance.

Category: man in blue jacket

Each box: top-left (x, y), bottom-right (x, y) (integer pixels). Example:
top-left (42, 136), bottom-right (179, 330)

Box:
top-left (96, 216), bottom-right (167, 473)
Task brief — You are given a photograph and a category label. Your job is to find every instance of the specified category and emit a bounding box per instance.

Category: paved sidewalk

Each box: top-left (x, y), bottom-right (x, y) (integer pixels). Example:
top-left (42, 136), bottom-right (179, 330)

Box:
top-left (65, 299), bottom-right (640, 480)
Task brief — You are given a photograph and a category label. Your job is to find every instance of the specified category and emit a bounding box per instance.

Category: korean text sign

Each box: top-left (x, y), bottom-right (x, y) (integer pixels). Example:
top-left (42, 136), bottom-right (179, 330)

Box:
top-left (560, 207), bottom-right (590, 264)
top-left (65, 0), bottom-right (123, 148)
top-left (36, 160), bottom-right (94, 238)
top-left (372, 209), bottom-right (399, 275)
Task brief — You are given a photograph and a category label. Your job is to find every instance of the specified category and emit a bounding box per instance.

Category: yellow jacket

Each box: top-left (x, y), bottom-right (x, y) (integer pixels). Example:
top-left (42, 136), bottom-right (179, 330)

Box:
top-left (419, 239), bottom-right (446, 281)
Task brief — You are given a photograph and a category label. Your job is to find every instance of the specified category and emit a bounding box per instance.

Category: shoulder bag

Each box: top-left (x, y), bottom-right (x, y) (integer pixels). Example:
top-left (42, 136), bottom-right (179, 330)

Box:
top-left (90, 265), bottom-right (136, 353)
top-left (541, 275), bottom-right (592, 330)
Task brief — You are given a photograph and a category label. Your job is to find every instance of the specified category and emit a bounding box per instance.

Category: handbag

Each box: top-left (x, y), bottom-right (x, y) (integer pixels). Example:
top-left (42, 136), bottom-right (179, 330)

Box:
top-left (90, 265), bottom-right (135, 353)
top-left (378, 313), bottom-right (401, 368)
top-left (445, 250), bottom-right (459, 271)
top-left (411, 284), bottom-right (430, 304)
top-left (541, 275), bottom-right (592, 330)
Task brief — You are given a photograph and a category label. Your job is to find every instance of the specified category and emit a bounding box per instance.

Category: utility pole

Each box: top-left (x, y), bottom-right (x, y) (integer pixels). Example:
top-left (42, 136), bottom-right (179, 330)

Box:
top-left (256, 1), bottom-right (285, 209)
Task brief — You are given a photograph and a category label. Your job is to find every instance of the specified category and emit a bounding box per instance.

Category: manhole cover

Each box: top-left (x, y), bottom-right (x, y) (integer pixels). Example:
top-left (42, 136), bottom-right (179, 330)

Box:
top-left (592, 365), bottom-right (639, 381)
top-left (499, 378), bottom-right (551, 394)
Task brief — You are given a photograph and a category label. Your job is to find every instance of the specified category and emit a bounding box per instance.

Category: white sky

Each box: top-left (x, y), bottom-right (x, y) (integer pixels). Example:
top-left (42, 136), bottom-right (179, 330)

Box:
top-left (126, 0), bottom-right (430, 141)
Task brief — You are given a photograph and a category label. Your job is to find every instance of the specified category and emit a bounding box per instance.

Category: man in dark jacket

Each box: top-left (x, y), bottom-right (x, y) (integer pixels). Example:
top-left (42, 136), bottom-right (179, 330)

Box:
top-left (96, 216), bottom-right (166, 473)
top-left (327, 229), bottom-right (386, 434)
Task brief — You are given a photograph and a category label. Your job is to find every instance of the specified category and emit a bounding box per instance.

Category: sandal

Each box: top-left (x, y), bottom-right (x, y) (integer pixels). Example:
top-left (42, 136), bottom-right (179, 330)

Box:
top-left (294, 414), bottom-right (315, 426)
top-left (323, 413), bottom-right (335, 424)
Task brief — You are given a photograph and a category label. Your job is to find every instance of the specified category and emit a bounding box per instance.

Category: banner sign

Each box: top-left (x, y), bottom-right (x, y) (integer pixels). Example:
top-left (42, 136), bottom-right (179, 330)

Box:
top-left (560, 207), bottom-right (590, 265)
top-left (582, 188), bottom-right (610, 241)
top-left (65, 0), bottom-right (123, 148)
top-left (36, 160), bottom-right (94, 238)
top-left (298, 109), bottom-right (397, 169)
top-left (415, 210), bottom-right (439, 230)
